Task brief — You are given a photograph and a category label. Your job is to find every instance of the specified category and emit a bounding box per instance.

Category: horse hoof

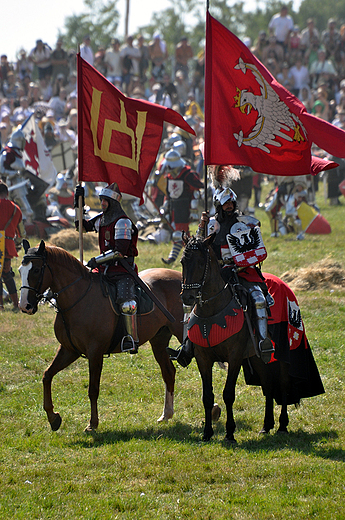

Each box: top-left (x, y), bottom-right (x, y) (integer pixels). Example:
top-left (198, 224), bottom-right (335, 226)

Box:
top-left (157, 412), bottom-right (173, 423)
top-left (225, 436), bottom-right (237, 445)
top-left (50, 414), bottom-right (62, 431)
top-left (84, 425), bottom-right (97, 434)
top-left (211, 403), bottom-right (221, 422)
top-left (259, 428), bottom-right (270, 434)
top-left (277, 428), bottom-right (289, 434)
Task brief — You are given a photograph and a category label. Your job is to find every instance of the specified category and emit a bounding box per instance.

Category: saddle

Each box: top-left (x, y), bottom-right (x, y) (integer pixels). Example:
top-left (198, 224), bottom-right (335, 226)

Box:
top-left (99, 274), bottom-right (154, 316)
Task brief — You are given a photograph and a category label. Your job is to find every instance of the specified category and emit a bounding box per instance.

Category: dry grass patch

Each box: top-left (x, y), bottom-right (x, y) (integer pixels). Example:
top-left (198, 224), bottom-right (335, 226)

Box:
top-left (47, 228), bottom-right (98, 251)
top-left (281, 256), bottom-right (345, 291)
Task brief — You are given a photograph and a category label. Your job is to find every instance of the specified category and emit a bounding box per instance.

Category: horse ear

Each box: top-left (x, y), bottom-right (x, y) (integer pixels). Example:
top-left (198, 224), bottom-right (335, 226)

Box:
top-left (37, 240), bottom-right (46, 255)
top-left (23, 239), bottom-right (30, 253)
top-left (204, 232), bottom-right (216, 247)
top-left (182, 231), bottom-right (189, 246)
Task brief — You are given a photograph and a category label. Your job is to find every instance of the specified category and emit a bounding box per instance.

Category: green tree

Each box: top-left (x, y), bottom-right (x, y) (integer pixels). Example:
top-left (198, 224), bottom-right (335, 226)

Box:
top-left (298, 0), bottom-right (345, 31)
top-left (60, 0), bottom-right (120, 53)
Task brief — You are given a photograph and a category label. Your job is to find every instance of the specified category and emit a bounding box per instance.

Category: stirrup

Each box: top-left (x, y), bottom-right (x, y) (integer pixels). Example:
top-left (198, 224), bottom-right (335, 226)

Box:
top-left (259, 338), bottom-right (275, 364)
top-left (121, 335), bottom-right (138, 354)
top-left (166, 346), bottom-right (179, 360)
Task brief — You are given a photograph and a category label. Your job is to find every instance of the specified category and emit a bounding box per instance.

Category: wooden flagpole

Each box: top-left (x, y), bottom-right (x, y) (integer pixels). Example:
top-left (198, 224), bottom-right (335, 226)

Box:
top-left (203, 0), bottom-right (210, 229)
top-left (77, 52), bottom-right (84, 264)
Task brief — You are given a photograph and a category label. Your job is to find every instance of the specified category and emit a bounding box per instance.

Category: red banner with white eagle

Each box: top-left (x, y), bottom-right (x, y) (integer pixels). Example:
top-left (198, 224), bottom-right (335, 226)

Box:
top-left (77, 54), bottom-right (195, 202)
top-left (204, 12), bottom-right (342, 176)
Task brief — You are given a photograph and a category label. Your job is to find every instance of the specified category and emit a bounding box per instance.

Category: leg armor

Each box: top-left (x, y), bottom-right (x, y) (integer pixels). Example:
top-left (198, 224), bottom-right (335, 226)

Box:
top-left (116, 276), bottom-right (138, 353)
top-left (248, 285), bottom-right (275, 364)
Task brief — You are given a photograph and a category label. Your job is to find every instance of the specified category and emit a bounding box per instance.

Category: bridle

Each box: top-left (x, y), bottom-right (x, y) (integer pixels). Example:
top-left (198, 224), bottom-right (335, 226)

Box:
top-left (21, 251), bottom-right (52, 303)
top-left (181, 241), bottom-right (229, 307)
top-left (21, 252), bottom-right (88, 312)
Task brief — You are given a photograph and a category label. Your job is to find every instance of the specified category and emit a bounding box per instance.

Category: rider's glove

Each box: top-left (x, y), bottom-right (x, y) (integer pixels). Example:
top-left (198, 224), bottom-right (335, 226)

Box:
top-left (74, 184), bottom-right (85, 209)
top-left (86, 257), bottom-right (98, 269)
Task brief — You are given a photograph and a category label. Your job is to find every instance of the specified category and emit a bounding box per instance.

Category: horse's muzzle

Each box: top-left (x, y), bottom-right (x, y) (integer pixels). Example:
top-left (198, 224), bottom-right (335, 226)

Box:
top-left (181, 290), bottom-right (197, 307)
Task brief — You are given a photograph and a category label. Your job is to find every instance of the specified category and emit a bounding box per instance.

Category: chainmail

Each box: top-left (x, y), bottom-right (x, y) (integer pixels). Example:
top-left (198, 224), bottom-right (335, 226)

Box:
top-left (100, 198), bottom-right (125, 227)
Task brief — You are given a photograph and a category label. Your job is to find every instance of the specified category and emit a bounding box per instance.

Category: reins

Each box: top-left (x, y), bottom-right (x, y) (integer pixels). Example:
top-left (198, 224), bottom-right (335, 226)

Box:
top-left (182, 241), bottom-right (231, 307)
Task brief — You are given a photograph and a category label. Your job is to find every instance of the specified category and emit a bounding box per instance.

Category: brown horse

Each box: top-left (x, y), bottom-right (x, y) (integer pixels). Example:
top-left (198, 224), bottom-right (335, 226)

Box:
top-left (19, 239), bottom-right (184, 432)
top-left (180, 234), bottom-right (324, 443)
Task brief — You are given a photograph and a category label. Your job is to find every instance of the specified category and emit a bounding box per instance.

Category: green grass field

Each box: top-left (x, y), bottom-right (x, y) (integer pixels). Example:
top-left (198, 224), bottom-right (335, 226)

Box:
top-left (1, 184), bottom-right (345, 519)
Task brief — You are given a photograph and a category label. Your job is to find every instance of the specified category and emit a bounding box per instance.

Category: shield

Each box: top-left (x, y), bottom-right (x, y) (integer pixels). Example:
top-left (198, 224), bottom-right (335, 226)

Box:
top-left (0, 230), bottom-right (5, 278)
top-left (226, 222), bottom-right (267, 267)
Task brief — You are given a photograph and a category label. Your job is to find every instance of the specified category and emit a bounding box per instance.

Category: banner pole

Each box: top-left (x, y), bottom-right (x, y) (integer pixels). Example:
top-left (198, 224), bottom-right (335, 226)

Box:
top-left (77, 52), bottom-right (84, 263)
top-left (203, 0), bottom-right (210, 232)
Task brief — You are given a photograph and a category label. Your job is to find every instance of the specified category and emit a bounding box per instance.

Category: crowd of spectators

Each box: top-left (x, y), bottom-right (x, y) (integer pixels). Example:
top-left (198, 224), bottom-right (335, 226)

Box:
top-left (1, 8), bottom-right (345, 164)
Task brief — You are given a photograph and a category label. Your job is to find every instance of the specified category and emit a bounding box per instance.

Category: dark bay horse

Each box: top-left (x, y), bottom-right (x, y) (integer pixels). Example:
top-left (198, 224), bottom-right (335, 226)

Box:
top-left (181, 234), bottom-right (324, 443)
top-left (19, 240), bottom-right (184, 432)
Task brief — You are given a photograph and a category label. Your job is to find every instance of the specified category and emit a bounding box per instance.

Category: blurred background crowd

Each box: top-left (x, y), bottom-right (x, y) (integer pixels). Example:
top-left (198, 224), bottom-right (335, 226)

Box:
top-left (1, 5), bottom-right (345, 249)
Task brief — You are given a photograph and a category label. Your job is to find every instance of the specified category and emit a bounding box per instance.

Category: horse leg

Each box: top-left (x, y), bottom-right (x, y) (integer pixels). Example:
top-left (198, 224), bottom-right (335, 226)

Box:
top-left (196, 355), bottom-right (214, 441)
top-left (278, 362), bottom-right (290, 433)
top-left (250, 359), bottom-right (275, 434)
top-left (260, 394), bottom-right (275, 434)
top-left (85, 351), bottom-right (104, 432)
top-left (223, 363), bottom-right (242, 443)
top-left (150, 327), bottom-right (176, 422)
top-left (43, 345), bottom-right (79, 431)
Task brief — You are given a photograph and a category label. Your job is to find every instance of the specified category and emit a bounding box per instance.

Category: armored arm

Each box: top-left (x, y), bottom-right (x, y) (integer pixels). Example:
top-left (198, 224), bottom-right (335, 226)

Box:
top-left (87, 250), bottom-right (123, 269)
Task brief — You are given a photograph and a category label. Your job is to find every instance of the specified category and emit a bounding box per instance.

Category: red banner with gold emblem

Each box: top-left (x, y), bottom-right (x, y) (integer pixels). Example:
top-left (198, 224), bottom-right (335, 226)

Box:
top-left (77, 54), bottom-right (195, 203)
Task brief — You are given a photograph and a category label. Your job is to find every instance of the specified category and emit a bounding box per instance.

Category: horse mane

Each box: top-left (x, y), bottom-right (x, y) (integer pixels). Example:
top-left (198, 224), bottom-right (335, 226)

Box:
top-left (45, 246), bottom-right (89, 278)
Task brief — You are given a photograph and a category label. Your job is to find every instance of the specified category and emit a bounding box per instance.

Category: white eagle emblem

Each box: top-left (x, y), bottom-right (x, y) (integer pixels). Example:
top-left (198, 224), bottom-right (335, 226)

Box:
top-left (233, 58), bottom-right (307, 153)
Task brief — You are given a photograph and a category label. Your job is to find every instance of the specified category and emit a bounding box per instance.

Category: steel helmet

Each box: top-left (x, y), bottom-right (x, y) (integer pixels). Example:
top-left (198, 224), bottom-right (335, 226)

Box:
top-left (213, 186), bottom-right (237, 208)
top-left (164, 149), bottom-right (186, 170)
top-left (8, 129), bottom-right (26, 150)
top-left (172, 140), bottom-right (187, 157)
top-left (164, 133), bottom-right (181, 150)
top-left (55, 173), bottom-right (65, 191)
top-left (99, 182), bottom-right (122, 202)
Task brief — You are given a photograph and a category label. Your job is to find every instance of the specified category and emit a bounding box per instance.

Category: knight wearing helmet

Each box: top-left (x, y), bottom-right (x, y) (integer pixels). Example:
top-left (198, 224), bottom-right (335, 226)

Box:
top-left (161, 148), bottom-right (203, 264)
top-left (74, 182), bottom-right (139, 354)
top-left (168, 165), bottom-right (274, 367)
top-left (0, 128), bottom-right (26, 180)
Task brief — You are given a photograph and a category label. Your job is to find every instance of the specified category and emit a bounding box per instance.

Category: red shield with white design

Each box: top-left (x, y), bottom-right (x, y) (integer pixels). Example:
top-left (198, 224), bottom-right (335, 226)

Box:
top-left (226, 222), bottom-right (267, 267)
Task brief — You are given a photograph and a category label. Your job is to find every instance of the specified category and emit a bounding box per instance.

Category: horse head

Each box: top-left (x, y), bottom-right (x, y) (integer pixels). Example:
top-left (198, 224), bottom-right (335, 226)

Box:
top-left (180, 233), bottom-right (217, 307)
top-left (19, 239), bottom-right (50, 314)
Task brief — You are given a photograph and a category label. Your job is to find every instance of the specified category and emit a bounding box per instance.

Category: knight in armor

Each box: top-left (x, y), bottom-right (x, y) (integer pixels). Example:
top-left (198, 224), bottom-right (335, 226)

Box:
top-left (0, 180), bottom-right (26, 311)
top-left (74, 182), bottom-right (139, 354)
top-left (0, 128), bottom-right (34, 222)
top-left (161, 149), bottom-right (203, 265)
top-left (168, 165), bottom-right (274, 366)
top-left (0, 128), bottom-right (26, 181)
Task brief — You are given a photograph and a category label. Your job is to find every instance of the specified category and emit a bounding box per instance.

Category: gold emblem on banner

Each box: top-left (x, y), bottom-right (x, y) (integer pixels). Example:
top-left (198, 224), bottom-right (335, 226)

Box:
top-left (90, 88), bottom-right (147, 173)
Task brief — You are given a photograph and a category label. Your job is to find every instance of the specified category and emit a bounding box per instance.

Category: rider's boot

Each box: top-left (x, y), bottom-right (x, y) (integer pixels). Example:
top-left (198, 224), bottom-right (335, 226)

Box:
top-left (249, 286), bottom-right (275, 364)
top-left (117, 276), bottom-right (139, 354)
top-left (121, 305), bottom-right (139, 354)
top-left (167, 338), bottom-right (194, 367)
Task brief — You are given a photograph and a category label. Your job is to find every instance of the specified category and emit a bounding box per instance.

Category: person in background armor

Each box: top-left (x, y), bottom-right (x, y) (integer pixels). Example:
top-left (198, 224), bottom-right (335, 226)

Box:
top-left (0, 180), bottom-right (26, 311)
top-left (74, 182), bottom-right (139, 354)
top-left (0, 128), bottom-right (26, 181)
top-left (161, 149), bottom-right (203, 265)
top-left (168, 165), bottom-right (274, 367)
